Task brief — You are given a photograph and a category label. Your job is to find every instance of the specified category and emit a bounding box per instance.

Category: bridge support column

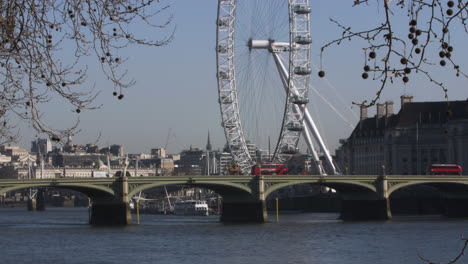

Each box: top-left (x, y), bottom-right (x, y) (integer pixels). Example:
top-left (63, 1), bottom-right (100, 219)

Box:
top-left (220, 200), bottom-right (268, 223)
top-left (36, 189), bottom-right (45, 211)
top-left (340, 199), bottom-right (391, 221)
top-left (89, 177), bottom-right (132, 225)
top-left (89, 201), bottom-right (132, 225)
top-left (27, 198), bottom-right (36, 211)
top-left (443, 193), bottom-right (468, 218)
top-left (340, 175), bottom-right (391, 221)
top-left (220, 175), bottom-right (268, 223)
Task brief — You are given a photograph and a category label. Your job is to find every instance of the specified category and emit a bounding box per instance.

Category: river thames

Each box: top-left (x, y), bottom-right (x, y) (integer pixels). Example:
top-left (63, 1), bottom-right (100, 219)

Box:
top-left (0, 208), bottom-right (467, 264)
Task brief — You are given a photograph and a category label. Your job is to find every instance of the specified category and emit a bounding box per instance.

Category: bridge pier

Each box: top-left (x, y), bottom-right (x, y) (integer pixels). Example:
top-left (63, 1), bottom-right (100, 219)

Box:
top-left (443, 193), bottom-right (468, 218)
top-left (339, 175), bottom-right (391, 221)
top-left (340, 198), bottom-right (391, 221)
top-left (27, 198), bottom-right (36, 211)
top-left (36, 189), bottom-right (45, 211)
top-left (220, 200), bottom-right (268, 223)
top-left (89, 177), bottom-right (132, 225)
top-left (89, 201), bottom-right (132, 225)
top-left (220, 175), bottom-right (268, 223)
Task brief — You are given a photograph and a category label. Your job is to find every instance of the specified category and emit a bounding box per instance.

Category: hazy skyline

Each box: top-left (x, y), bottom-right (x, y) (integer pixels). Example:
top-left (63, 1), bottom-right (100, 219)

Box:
top-left (14, 0), bottom-right (468, 155)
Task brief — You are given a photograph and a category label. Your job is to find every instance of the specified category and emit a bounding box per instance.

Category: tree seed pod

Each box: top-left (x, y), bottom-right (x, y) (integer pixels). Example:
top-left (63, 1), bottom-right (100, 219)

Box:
top-left (369, 51), bottom-right (376, 59)
top-left (318, 71), bottom-right (325, 78)
top-left (362, 72), bottom-right (369, 79)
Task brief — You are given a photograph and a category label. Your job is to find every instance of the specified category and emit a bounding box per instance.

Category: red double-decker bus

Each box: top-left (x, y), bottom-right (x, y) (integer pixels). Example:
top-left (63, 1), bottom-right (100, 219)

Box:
top-left (252, 164), bottom-right (288, 176)
top-left (430, 164), bottom-right (463, 175)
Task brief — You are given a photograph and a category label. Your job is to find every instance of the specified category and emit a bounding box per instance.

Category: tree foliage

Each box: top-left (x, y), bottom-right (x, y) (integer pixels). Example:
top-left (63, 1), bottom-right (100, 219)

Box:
top-left (320, 0), bottom-right (467, 108)
top-left (0, 0), bottom-right (173, 143)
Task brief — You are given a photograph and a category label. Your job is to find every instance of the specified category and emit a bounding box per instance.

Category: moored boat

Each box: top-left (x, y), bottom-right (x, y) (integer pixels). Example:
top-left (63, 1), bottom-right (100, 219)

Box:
top-left (174, 200), bottom-right (209, 216)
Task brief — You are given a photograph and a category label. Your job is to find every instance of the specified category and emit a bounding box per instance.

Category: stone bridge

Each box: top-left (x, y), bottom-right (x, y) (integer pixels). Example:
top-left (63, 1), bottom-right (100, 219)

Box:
top-left (1, 175), bottom-right (468, 225)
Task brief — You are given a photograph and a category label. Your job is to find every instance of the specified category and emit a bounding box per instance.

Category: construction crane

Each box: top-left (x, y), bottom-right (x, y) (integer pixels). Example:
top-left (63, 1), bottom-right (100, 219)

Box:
top-left (164, 128), bottom-right (175, 150)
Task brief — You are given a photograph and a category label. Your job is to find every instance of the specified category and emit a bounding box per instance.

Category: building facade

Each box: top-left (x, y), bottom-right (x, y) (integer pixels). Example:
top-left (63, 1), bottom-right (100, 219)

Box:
top-left (336, 96), bottom-right (468, 175)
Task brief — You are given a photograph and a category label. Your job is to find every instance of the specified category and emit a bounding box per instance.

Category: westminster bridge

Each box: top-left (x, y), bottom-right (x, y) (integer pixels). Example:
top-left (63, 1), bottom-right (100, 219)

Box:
top-left (1, 174), bottom-right (468, 225)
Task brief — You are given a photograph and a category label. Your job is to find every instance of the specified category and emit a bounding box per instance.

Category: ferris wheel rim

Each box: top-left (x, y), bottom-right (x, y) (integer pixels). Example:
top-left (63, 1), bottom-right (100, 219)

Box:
top-left (216, 0), bottom-right (312, 174)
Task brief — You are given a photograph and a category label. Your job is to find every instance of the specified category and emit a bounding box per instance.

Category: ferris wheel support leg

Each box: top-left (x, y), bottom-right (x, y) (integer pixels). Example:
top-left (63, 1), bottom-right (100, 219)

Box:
top-left (274, 56), bottom-right (325, 175)
top-left (302, 108), bottom-right (338, 175)
top-left (273, 53), bottom-right (338, 175)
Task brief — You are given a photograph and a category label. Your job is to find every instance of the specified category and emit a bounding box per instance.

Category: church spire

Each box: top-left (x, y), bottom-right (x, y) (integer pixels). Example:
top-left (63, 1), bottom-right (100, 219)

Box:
top-left (206, 131), bottom-right (212, 151)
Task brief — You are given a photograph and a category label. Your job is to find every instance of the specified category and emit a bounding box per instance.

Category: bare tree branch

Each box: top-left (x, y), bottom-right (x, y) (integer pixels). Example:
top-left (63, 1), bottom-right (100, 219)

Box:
top-left (0, 0), bottom-right (174, 143)
top-left (418, 236), bottom-right (468, 264)
top-left (319, 0), bottom-right (467, 109)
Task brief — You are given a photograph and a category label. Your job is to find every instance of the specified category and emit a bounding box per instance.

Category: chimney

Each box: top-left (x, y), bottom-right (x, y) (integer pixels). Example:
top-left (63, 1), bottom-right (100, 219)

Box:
top-left (401, 95), bottom-right (413, 110)
top-left (360, 105), bottom-right (368, 121)
top-left (385, 101), bottom-right (394, 116)
top-left (376, 103), bottom-right (385, 118)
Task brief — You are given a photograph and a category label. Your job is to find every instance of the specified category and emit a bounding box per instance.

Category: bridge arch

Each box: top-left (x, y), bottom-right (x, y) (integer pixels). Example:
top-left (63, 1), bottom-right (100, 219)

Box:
top-left (128, 181), bottom-right (253, 201)
top-left (388, 181), bottom-right (468, 197)
top-left (264, 179), bottom-right (377, 199)
top-left (0, 183), bottom-right (115, 200)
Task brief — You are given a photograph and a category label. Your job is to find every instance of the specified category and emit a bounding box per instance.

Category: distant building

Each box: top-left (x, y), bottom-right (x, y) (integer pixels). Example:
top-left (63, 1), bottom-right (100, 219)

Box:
top-left (150, 148), bottom-right (166, 158)
top-left (219, 152), bottom-right (233, 175)
top-left (153, 158), bottom-right (175, 175)
top-left (0, 145), bottom-right (29, 162)
top-left (256, 149), bottom-right (272, 163)
top-left (85, 144), bottom-right (100, 153)
top-left (109, 145), bottom-right (124, 157)
top-left (0, 154), bottom-right (11, 164)
top-left (31, 138), bottom-right (52, 154)
top-left (336, 96), bottom-right (468, 175)
top-left (52, 152), bottom-right (106, 167)
top-left (246, 141), bottom-right (257, 162)
top-left (202, 131), bottom-right (219, 175)
top-left (178, 147), bottom-right (204, 175)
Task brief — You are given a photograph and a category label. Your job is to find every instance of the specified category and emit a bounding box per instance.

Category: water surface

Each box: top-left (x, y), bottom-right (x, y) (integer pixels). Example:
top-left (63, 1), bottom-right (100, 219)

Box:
top-left (0, 208), bottom-right (467, 264)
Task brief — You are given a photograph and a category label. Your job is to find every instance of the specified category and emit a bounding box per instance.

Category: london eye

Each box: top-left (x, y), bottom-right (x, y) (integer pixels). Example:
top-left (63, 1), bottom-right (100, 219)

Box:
top-left (216, 0), bottom-right (337, 175)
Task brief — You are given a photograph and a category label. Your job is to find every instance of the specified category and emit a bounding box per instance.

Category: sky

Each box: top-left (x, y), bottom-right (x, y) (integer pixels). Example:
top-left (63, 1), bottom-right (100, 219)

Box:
top-left (15, 0), bottom-right (468, 155)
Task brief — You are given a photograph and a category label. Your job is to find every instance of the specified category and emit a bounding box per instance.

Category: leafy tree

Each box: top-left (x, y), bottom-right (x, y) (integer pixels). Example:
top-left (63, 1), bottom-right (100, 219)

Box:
top-left (0, 0), bottom-right (173, 143)
top-left (319, 0), bottom-right (467, 108)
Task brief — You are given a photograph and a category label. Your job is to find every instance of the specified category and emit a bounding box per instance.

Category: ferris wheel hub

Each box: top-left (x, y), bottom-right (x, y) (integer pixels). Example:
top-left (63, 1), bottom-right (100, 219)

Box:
top-left (248, 39), bottom-right (290, 52)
